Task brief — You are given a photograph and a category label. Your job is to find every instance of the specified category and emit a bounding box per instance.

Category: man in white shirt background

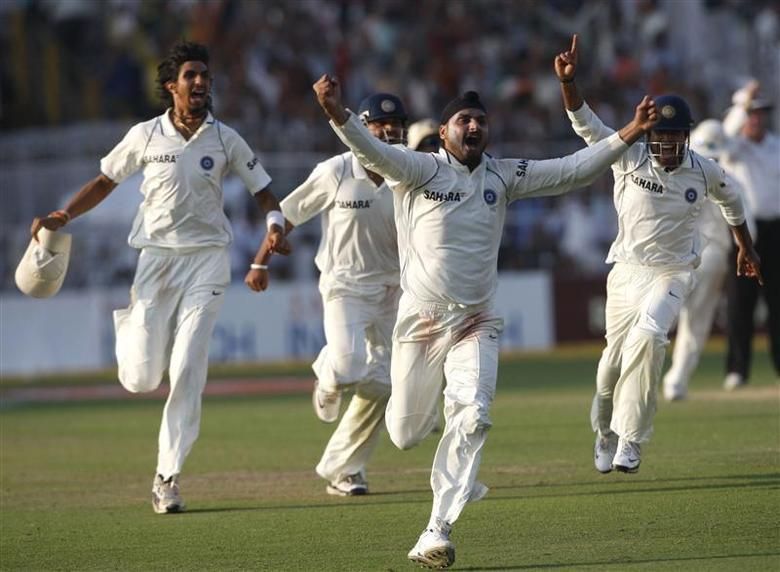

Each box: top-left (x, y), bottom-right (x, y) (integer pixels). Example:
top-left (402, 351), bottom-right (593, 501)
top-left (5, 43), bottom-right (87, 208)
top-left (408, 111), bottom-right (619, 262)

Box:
top-left (313, 67), bottom-right (658, 569)
top-left (721, 81), bottom-right (780, 390)
top-left (259, 93), bottom-right (406, 497)
top-left (555, 35), bottom-right (761, 477)
top-left (30, 41), bottom-right (290, 514)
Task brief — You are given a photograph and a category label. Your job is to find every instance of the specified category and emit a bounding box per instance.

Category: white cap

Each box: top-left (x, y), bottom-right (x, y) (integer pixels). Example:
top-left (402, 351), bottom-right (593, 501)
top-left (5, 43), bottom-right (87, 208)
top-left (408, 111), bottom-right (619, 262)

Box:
top-left (15, 228), bottom-right (72, 298)
top-left (407, 119), bottom-right (440, 150)
top-left (690, 119), bottom-right (726, 160)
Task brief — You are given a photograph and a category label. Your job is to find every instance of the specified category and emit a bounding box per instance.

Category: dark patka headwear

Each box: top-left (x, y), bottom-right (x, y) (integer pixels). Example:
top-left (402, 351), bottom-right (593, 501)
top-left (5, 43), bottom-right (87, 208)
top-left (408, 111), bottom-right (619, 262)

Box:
top-left (440, 91), bottom-right (487, 124)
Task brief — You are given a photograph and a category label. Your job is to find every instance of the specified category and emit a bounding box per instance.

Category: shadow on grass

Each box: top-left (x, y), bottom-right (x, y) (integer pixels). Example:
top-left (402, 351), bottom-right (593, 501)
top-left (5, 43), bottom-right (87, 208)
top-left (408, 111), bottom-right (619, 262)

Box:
top-left (457, 551), bottom-right (780, 570)
top-left (180, 473), bottom-right (779, 515)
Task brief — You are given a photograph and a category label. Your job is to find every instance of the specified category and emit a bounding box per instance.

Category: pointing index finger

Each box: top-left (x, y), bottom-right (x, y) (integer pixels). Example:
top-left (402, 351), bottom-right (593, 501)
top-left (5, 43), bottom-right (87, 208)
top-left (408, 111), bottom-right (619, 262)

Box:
top-left (571, 34), bottom-right (578, 55)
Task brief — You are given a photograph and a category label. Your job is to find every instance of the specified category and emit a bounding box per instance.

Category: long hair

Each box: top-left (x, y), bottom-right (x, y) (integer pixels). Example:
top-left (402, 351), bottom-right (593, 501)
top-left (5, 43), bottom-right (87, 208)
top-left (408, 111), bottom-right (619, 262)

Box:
top-left (156, 41), bottom-right (211, 110)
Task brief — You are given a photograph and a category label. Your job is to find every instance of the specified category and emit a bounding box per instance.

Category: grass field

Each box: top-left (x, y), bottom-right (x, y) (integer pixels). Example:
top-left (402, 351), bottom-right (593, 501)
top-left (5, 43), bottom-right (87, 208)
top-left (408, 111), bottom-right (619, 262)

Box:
top-left (1, 342), bottom-right (778, 571)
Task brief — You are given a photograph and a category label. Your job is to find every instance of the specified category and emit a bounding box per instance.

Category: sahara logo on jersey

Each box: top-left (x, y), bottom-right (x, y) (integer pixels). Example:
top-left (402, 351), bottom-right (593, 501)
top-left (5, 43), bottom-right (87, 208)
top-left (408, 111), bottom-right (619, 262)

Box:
top-left (423, 190), bottom-right (461, 202)
top-left (336, 199), bottom-right (372, 209)
top-left (630, 174), bottom-right (664, 194)
top-left (143, 154), bottom-right (178, 164)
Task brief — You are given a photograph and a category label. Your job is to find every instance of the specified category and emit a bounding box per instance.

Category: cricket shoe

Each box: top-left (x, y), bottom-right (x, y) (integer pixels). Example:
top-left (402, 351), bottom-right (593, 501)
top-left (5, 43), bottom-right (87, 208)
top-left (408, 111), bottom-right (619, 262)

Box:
top-left (723, 372), bottom-right (746, 391)
top-left (408, 519), bottom-right (455, 569)
top-left (594, 432), bottom-right (618, 473)
top-left (312, 380), bottom-right (341, 423)
top-left (152, 474), bottom-right (185, 514)
top-left (663, 381), bottom-right (687, 402)
top-left (326, 472), bottom-right (368, 496)
top-left (613, 438), bottom-right (641, 473)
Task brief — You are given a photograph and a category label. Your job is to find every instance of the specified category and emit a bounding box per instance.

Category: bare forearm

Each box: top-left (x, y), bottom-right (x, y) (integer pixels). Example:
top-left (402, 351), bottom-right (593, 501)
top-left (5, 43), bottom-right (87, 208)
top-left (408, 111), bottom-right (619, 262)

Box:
top-left (617, 122), bottom-right (646, 146)
top-left (64, 174), bottom-right (117, 220)
top-left (322, 103), bottom-right (349, 126)
top-left (253, 187), bottom-right (282, 215)
top-left (730, 221), bottom-right (754, 250)
top-left (252, 221), bottom-right (294, 265)
top-left (560, 80), bottom-right (583, 112)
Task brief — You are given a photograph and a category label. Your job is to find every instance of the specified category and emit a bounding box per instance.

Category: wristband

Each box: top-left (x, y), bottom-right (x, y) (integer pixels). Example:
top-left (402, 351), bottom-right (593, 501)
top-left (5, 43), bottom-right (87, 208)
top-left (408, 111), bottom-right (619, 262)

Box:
top-left (51, 210), bottom-right (71, 223)
top-left (266, 210), bottom-right (285, 231)
top-left (560, 77), bottom-right (575, 84)
top-left (250, 263), bottom-right (268, 270)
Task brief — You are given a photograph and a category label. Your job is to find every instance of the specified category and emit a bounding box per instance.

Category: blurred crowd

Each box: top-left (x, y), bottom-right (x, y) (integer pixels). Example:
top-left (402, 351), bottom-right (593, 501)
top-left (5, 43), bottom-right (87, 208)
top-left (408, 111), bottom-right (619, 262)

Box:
top-left (1, 0), bottom-right (778, 291)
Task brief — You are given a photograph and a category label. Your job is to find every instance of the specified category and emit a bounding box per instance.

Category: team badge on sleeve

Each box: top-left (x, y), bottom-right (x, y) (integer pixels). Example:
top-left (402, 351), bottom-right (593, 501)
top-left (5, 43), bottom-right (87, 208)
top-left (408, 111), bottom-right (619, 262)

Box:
top-left (483, 189), bottom-right (497, 205)
top-left (684, 188), bottom-right (698, 203)
top-left (200, 156), bottom-right (214, 170)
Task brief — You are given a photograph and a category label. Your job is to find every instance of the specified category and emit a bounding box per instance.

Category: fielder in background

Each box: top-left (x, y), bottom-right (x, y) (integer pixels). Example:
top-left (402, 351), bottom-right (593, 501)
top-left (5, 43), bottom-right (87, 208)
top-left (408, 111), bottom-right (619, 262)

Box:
top-left (259, 93), bottom-right (406, 497)
top-left (30, 42), bottom-right (290, 514)
top-left (662, 120), bottom-right (736, 401)
top-left (314, 69), bottom-right (657, 569)
top-left (555, 35), bottom-right (761, 476)
top-left (721, 81), bottom-right (780, 390)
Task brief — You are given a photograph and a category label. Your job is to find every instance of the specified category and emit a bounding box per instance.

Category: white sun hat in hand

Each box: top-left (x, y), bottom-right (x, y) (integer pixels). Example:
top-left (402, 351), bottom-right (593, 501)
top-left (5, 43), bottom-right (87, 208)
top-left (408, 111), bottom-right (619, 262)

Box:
top-left (15, 228), bottom-right (72, 298)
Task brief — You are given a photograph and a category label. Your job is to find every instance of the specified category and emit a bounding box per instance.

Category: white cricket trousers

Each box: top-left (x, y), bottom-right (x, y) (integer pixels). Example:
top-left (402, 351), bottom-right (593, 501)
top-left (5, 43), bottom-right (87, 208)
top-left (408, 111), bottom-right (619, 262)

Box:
top-left (663, 241), bottom-right (729, 392)
top-left (592, 263), bottom-right (695, 443)
top-left (314, 286), bottom-right (399, 483)
top-left (386, 293), bottom-right (502, 525)
top-left (113, 246), bottom-right (229, 480)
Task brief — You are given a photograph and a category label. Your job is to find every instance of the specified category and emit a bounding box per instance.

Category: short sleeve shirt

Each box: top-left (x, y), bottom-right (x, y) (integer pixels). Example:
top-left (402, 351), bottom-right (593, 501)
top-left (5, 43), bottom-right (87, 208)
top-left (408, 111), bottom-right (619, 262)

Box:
top-left (101, 110), bottom-right (271, 250)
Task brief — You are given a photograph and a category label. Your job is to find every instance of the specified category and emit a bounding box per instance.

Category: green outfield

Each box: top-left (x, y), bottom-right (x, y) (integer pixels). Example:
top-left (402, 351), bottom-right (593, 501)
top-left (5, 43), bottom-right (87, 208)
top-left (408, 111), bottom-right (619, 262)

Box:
top-left (1, 343), bottom-right (778, 571)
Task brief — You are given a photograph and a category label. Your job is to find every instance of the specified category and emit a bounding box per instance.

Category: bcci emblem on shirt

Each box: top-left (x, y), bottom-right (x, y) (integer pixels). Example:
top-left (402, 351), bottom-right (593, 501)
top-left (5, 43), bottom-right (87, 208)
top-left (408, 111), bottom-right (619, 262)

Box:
top-left (483, 189), bottom-right (497, 206)
top-left (200, 156), bottom-right (214, 170)
top-left (684, 188), bottom-right (697, 203)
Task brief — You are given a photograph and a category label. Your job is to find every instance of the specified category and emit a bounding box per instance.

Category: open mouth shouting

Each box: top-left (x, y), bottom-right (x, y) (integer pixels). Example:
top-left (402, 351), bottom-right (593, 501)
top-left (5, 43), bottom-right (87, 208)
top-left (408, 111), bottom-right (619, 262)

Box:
top-left (190, 89), bottom-right (208, 107)
top-left (463, 132), bottom-right (481, 151)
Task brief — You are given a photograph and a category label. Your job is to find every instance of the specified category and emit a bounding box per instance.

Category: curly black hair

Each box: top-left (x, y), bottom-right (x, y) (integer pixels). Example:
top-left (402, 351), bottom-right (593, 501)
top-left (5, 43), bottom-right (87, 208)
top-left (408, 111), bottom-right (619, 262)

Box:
top-left (156, 41), bottom-right (211, 109)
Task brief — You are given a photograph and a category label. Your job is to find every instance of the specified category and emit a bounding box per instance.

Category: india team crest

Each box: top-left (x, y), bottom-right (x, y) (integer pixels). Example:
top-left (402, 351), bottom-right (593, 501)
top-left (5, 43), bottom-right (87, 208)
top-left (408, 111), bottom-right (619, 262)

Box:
top-left (483, 189), bottom-right (497, 205)
top-left (661, 105), bottom-right (677, 119)
top-left (685, 188), bottom-right (697, 203)
top-left (200, 156), bottom-right (214, 170)
top-left (380, 99), bottom-right (396, 113)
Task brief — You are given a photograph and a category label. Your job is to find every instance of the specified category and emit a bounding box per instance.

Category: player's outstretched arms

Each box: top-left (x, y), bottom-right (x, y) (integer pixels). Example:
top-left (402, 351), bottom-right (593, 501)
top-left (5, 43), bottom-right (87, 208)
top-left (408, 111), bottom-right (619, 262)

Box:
top-left (313, 74), bottom-right (349, 126)
top-left (555, 34), bottom-right (584, 111)
top-left (617, 96), bottom-right (658, 145)
top-left (30, 174), bottom-right (117, 241)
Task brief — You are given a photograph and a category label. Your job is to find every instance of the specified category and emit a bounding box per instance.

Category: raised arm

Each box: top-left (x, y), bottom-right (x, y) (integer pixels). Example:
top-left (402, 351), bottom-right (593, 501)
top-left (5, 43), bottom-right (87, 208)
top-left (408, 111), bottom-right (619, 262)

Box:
top-left (555, 35), bottom-right (617, 146)
top-left (555, 34), bottom-right (584, 112)
top-left (723, 80), bottom-right (760, 137)
top-left (313, 74), bottom-right (435, 189)
top-left (509, 96), bottom-right (657, 200)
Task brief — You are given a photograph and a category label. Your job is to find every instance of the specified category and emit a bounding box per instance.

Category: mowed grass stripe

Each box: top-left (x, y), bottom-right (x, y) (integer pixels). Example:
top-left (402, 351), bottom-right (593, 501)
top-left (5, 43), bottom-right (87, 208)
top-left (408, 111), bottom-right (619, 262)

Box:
top-left (1, 345), bottom-right (777, 570)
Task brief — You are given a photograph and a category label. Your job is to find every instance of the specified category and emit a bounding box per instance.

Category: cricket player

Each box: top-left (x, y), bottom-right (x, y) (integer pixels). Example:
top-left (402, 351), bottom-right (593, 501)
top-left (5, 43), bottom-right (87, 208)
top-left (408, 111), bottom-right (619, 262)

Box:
top-left (554, 35), bottom-right (762, 475)
top-left (313, 71), bottom-right (658, 568)
top-left (30, 42), bottom-right (290, 514)
top-left (268, 93), bottom-right (405, 496)
top-left (662, 120), bottom-right (736, 401)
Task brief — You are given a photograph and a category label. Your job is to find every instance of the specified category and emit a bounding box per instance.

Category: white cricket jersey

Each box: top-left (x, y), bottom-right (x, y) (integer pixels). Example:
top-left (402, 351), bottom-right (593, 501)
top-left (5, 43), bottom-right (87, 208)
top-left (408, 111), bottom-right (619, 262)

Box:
top-left (722, 105), bottom-right (780, 220)
top-left (567, 103), bottom-right (745, 268)
top-left (330, 113), bottom-right (630, 306)
top-left (100, 110), bottom-right (271, 250)
top-left (280, 152), bottom-right (399, 292)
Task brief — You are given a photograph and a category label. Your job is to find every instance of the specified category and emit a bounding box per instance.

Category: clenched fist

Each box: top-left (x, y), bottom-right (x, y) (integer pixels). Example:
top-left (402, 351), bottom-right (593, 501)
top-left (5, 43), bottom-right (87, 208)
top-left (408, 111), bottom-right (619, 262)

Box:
top-left (313, 74), bottom-right (349, 125)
